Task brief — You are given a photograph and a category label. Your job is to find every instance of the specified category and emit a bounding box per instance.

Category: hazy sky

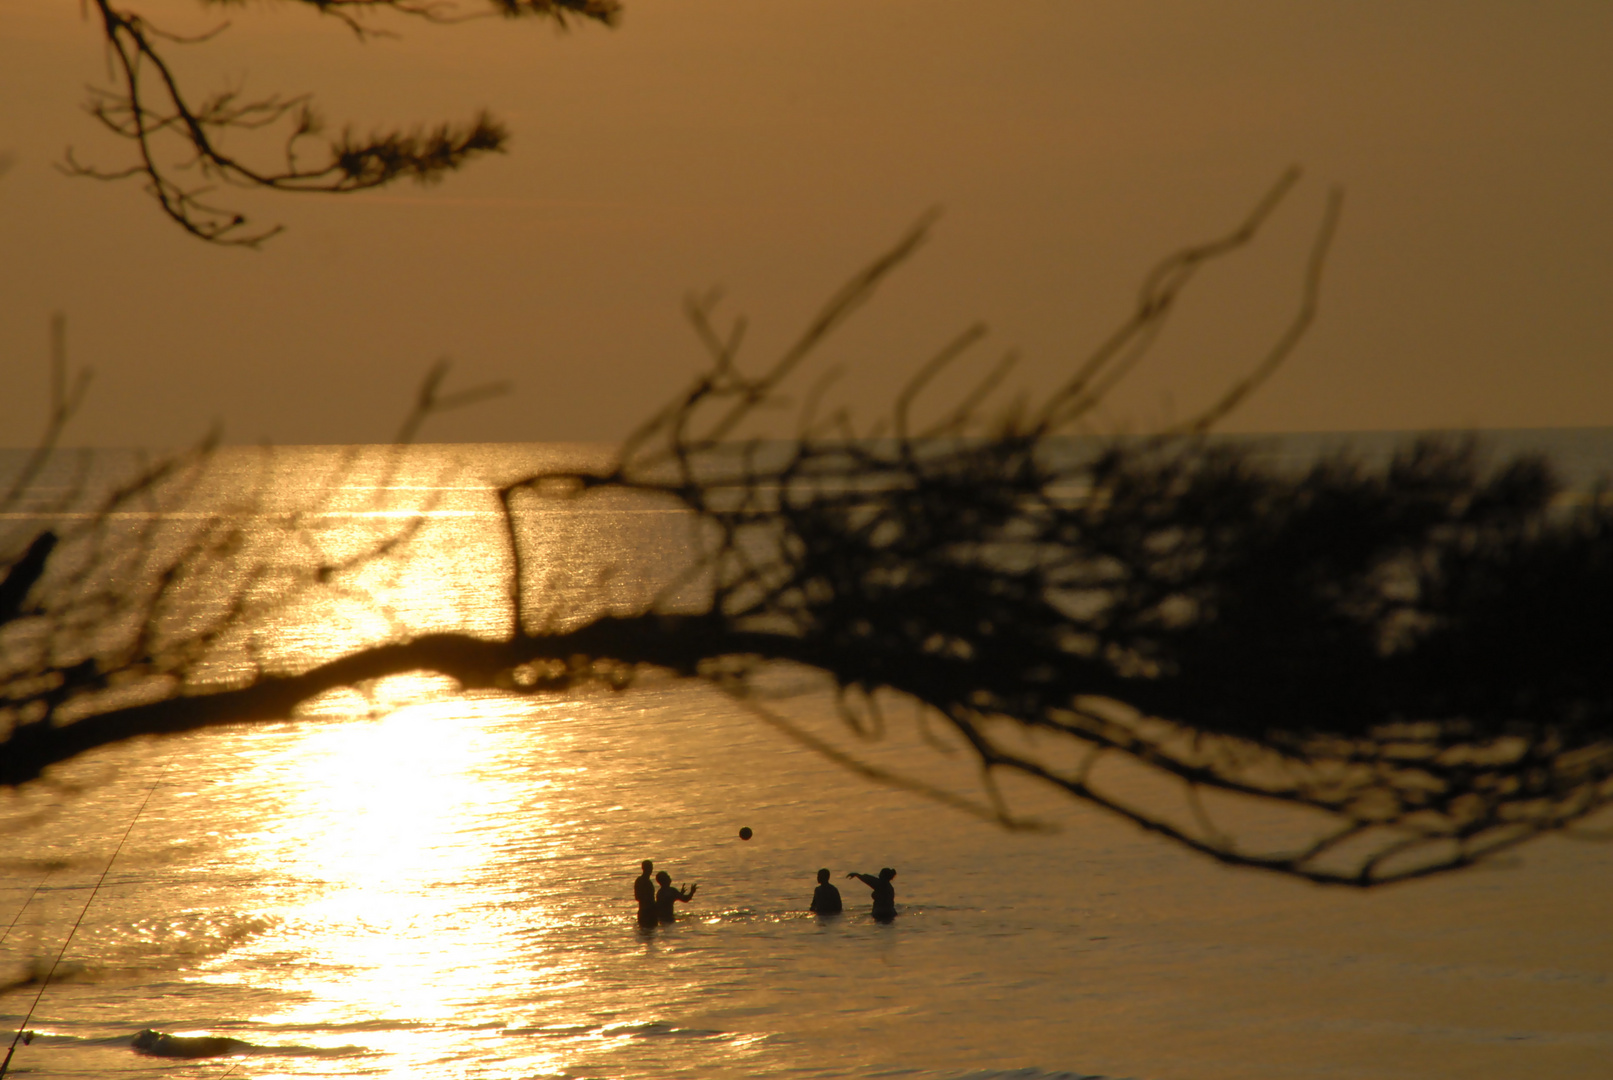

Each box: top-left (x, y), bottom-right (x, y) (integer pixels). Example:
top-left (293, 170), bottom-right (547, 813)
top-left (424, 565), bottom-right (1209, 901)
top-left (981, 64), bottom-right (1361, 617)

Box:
top-left (2, 1), bottom-right (1610, 446)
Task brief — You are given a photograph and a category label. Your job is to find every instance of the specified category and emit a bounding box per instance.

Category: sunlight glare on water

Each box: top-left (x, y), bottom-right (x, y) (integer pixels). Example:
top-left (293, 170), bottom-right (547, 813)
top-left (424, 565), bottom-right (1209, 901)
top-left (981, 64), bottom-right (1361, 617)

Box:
top-left (2, 438), bottom-right (1612, 1080)
top-left (237, 705), bottom-right (523, 1040)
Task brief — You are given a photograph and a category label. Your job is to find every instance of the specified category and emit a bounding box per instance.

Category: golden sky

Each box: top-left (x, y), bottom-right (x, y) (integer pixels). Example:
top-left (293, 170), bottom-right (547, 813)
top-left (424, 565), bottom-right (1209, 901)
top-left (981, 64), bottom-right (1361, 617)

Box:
top-left (2, 1), bottom-right (1610, 445)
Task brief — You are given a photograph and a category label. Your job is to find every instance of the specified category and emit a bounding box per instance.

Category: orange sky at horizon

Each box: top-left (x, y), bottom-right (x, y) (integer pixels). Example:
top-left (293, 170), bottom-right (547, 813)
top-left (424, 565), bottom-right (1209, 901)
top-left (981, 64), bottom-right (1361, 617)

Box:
top-left (2, 0), bottom-right (1610, 446)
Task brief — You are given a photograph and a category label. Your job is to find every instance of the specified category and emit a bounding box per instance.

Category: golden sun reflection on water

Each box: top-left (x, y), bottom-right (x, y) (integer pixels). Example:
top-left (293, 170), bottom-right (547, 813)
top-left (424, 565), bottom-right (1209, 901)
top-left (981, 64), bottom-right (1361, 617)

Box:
top-left (223, 696), bottom-right (565, 1074)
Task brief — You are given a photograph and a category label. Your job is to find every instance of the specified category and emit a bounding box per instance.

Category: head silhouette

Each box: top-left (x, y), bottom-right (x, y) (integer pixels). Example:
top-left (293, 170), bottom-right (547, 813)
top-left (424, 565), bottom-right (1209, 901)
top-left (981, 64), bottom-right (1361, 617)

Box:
top-left (656, 870), bottom-right (672, 886)
top-left (817, 868), bottom-right (831, 884)
top-left (641, 860), bottom-right (653, 874)
top-left (879, 867), bottom-right (896, 881)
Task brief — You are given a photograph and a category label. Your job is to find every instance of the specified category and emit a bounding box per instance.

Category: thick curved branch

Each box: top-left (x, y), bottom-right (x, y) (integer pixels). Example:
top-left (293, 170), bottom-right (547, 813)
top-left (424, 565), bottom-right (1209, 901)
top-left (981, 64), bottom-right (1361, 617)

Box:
top-left (6, 178), bottom-right (1609, 888)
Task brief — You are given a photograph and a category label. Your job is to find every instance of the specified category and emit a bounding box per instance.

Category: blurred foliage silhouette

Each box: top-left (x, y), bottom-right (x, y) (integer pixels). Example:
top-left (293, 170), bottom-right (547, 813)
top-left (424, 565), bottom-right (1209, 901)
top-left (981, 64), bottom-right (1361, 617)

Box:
top-left (67, 0), bottom-right (620, 245)
top-left (3, 172), bottom-right (1610, 884)
top-left (0, 330), bottom-right (505, 797)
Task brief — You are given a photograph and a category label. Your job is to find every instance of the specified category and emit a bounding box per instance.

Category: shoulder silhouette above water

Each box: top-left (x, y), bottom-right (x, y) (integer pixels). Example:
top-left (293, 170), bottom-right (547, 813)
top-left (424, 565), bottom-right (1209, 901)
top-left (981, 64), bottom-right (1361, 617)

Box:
top-left (847, 867), bottom-right (897, 921)
top-left (654, 870), bottom-right (698, 924)
top-left (634, 860), bottom-right (657, 928)
top-left (809, 868), bottom-right (843, 915)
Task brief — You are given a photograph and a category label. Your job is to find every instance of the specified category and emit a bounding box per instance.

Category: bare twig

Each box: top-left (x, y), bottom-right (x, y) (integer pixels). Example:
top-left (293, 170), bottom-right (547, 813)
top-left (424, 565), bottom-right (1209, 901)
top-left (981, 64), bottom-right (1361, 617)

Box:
top-left (65, 0), bottom-right (620, 245)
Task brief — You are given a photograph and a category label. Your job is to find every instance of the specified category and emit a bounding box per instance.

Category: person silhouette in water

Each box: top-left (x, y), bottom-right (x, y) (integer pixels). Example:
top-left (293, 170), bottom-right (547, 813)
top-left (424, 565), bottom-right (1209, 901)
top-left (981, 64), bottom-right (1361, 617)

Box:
top-left (655, 870), bottom-right (697, 924)
top-left (847, 867), bottom-right (897, 921)
top-left (634, 860), bottom-right (657, 929)
top-left (809, 868), bottom-right (843, 915)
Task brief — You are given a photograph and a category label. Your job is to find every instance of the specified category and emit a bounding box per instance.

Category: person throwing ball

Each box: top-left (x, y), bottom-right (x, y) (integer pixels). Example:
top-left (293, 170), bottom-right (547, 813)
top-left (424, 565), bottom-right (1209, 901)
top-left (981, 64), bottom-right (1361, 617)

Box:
top-left (847, 867), bottom-right (897, 922)
top-left (654, 870), bottom-right (698, 924)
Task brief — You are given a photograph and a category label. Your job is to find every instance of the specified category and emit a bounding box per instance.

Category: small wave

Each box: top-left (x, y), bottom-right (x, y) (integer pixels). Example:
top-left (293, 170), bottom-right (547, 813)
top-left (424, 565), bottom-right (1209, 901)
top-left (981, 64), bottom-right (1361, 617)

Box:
top-left (260, 1042), bottom-right (373, 1058)
top-left (502, 1024), bottom-right (595, 1038)
top-left (950, 1070), bottom-right (1132, 1080)
top-left (257, 1017), bottom-right (429, 1033)
top-left (0, 1029), bottom-right (368, 1059)
top-left (604, 1021), bottom-right (727, 1040)
top-left (9, 1030), bottom-right (146, 1050)
top-left (0, 856), bottom-right (74, 874)
top-left (0, 958), bottom-right (96, 994)
top-left (501, 1021), bottom-right (729, 1041)
top-left (129, 1029), bottom-right (371, 1059)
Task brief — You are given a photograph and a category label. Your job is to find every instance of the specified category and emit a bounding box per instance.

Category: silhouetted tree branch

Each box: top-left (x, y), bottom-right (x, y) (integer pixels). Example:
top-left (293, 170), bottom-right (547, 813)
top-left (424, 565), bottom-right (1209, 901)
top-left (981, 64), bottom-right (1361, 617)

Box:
top-left (5, 174), bottom-right (1609, 886)
top-left (65, 0), bottom-right (620, 245)
top-left (0, 328), bottom-right (505, 793)
top-left (484, 174), bottom-right (1612, 884)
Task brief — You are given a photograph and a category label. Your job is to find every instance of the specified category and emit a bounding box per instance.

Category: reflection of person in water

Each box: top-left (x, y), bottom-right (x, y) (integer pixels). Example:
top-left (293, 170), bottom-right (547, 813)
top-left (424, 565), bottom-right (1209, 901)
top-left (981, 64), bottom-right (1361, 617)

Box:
top-left (809, 868), bottom-right (843, 915)
top-left (634, 860), bottom-right (658, 928)
top-left (847, 867), bottom-right (897, 921)
top-left (655, 870), bottom-right (698, 924)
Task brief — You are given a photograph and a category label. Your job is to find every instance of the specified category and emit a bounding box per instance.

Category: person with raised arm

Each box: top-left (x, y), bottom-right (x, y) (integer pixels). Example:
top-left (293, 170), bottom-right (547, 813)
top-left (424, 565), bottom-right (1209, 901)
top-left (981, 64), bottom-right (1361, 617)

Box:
top-left (846, 867), bottom-right (897, 921)
top-left (654, 870), bottom-right (698, 924)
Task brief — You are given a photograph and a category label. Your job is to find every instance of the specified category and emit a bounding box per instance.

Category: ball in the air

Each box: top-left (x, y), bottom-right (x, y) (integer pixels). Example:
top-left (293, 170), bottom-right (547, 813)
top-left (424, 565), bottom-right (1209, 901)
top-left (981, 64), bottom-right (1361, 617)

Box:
top-left (738, 827), bottom-right (753, 841)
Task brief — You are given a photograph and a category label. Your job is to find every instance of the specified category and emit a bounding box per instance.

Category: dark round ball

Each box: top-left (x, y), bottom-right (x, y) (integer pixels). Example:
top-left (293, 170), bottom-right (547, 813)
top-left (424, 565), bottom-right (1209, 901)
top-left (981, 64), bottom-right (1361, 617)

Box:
top-left (738, 827), bottom-right (753, 841)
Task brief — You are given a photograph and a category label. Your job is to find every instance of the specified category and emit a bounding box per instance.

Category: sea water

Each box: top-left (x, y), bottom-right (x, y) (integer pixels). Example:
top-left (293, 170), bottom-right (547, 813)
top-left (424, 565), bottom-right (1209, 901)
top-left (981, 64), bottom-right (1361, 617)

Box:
top-left (1, 432), bottom-right (1610, 1080)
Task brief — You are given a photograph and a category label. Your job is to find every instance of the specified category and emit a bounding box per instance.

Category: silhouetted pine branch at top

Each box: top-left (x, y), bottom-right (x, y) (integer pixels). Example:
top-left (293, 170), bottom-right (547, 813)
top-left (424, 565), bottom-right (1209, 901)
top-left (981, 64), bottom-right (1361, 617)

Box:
top-left (64, 0), bottom-right (621, 245)
top-left (3, 173), bottom-right (1611, 885)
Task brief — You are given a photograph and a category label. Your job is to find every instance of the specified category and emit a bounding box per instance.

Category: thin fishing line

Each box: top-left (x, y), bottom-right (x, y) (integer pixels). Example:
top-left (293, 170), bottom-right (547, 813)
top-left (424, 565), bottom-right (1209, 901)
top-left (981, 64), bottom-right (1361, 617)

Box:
top-left (0, 762), bottom-right (168, 1078)
top-left (0, 870), bottom-right (54, 949)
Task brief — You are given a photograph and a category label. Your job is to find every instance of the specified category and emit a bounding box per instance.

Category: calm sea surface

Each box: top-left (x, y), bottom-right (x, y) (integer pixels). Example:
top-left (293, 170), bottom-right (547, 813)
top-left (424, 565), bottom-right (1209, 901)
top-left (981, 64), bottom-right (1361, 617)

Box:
top-left (2, 431), bottom-right (1611, 1080)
